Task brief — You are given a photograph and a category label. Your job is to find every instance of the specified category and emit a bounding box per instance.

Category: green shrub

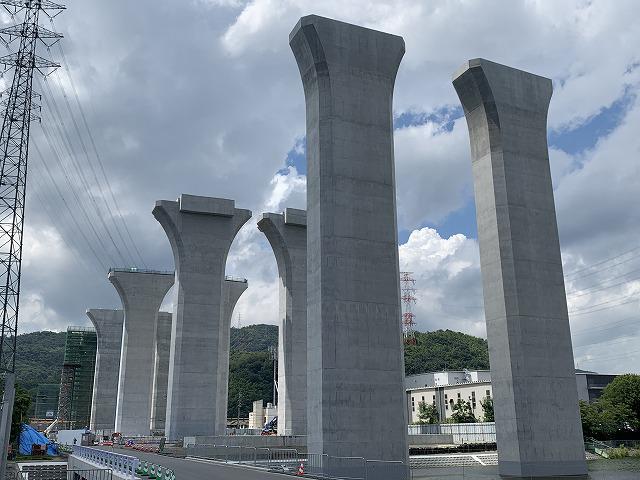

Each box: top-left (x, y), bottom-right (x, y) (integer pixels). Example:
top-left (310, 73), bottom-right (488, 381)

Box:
top-left (607, 447), bottom-right (629, 459)
top-left (627, 448), bottom-right (640, 458)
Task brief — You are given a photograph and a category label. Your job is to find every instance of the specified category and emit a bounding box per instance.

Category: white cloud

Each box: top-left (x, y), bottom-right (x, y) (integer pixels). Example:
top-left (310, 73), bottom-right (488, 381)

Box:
top-left (263, 165), bottom-right (306, 212)
top-left (399, 227), bottom-right (485, 338)
top-left (10, 0), bottom-right (638, 378)
top-left (394, 118), bottom-right (471, 229)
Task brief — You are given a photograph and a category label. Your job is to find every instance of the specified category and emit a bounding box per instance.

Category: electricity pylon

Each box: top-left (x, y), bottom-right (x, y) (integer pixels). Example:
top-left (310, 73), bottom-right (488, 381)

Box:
top-left (0, 1), bottom-right (64, 474)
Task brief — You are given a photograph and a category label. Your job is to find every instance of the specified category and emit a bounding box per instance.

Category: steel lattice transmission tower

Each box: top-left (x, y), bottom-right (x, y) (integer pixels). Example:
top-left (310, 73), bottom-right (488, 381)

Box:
top-left (0, 0), bottom-right (64, 473)
top-left (400, 271), bottom-right (417, 345)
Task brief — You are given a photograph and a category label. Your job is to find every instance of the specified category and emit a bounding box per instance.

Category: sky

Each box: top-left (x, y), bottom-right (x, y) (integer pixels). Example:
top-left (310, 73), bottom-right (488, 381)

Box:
top-left (4, 0), bottom-right (639, 375)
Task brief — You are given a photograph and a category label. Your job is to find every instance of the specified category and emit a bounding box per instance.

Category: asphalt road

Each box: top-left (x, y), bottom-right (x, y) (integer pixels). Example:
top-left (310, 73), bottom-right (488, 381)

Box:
top-left (95, 446), bottom-right (289, 480)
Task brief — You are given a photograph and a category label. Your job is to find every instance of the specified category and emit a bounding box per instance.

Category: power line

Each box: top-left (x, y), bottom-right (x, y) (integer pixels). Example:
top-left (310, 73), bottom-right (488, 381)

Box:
top-left (38, 76), bottom-right (128, 266)
top-left (31, 130), bottom-right (111, 271)
top-left (51, 31), bottom-right (147, 268)
top-left (569, 297), bottom-right (639, 317)
top-left (574, 334), bottom-right (639, 350)
top-left (26, 171), bottom-right (101, 275)
top-left (565, 250), bottom-right (640, 282)
top-left (566, 268), bottom-right (640, 297)
top-left (48, 69), bottom-right (137, 266)
top-left (565, 246), bottom-right (640, 278)
top-left (572, 315), bottom-right (637, 336)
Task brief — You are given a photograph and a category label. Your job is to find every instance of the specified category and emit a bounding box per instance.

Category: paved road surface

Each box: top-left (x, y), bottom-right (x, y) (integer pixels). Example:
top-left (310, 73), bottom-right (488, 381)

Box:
top-left (95, 446), bottom-right (287, 480)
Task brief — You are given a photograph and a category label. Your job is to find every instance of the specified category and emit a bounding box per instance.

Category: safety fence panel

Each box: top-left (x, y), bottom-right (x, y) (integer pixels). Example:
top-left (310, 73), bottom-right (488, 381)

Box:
top-left (14, 470), bottom-right (113, 480)
top-left (324, 455), bottom-right (366, 480)
top-left (184, 442), bottom-right (411, 479)
top-left (366, 460), bottom-right (409, 480)
top-left (67, 470), bottom-right (114, 480)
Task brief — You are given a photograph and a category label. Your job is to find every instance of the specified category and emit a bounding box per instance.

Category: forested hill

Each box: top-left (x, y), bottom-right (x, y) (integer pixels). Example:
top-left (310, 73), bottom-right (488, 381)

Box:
top-left (15, 331), bottom-right (66, 397)
top-left (14, 325), bottom-right (489, 418)
top-left (230, 324), bottom-right (278, 352)
top-left (404, 330), bottom-right (490, 374)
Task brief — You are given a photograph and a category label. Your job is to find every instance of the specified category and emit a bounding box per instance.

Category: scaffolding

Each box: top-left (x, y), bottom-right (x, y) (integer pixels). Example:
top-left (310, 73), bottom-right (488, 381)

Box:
top-left (34, 383), bottom-right (60, 419)
top-left (57, 326), bottom-right (96, 429)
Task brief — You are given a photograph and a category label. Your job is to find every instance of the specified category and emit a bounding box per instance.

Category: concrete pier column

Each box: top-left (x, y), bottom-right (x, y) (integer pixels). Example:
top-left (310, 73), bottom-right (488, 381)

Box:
top-left (257, 208), bottom-right (307, 436)
top-left (87, 309), bottom-right (124, 434)
top-left (152, 194), bottom-right (251, 440)
top-left (216, 278), bottom-right (249, 434)
top-left (150, 311), bottom-right (172, 434)
top-left (290, 16), bottom-right (408, 462)
top-left (109, 268), bottom-right (174, 436)
top-left (453, 58), bottom-right (587, 477)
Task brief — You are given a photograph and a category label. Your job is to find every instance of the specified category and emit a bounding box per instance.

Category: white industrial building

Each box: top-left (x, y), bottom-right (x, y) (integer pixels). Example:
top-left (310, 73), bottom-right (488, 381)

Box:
top-left (248, 400), bottom-right (277, 430)
top-left (406, 371), bottom-right (492, 423)
top-left (407, 369), bottom-right (619, 424)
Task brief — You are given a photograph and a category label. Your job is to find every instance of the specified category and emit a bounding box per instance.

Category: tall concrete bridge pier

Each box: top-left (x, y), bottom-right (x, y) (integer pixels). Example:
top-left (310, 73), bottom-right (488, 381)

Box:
top-left (87, 309), bottom-right (124, 434)
top-left (258, 208), bottom-right (307, 436)
top-left (453, 58), bottom-right (587, 477)
top-left (150, 311), bottom-right (172, 434)
top-left (290, 15), bottom-right (408, 463)
top-left (153, 194), bottom-right (251, 440)
top-left (216, 277), bottom-right (249, 434)
top-left (109, 268), bottom-right (174, 436)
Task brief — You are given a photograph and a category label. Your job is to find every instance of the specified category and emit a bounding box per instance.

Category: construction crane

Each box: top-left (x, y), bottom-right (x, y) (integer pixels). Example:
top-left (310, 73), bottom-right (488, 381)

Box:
top-left (0, 1), bottom-right (64, 474)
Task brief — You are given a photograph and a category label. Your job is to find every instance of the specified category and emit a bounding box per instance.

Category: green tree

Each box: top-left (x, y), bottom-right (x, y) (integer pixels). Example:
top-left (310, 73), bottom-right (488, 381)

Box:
top-left (11, 385), bottom-right (32, 442)
top-left (480, 396), bottom-right (494, 422)
top-left (403, 330), bottom-right (490, 375)
top-left (450, 399), bottom-right (476, 423)
top-left (600, 374), bottom-right (640, 430)
top-left (226, 351), bottom-right (274, 418)
top-left (416, 402), bottom-right (439, 424)
top-left (579, 399), bottom-right (632, 439)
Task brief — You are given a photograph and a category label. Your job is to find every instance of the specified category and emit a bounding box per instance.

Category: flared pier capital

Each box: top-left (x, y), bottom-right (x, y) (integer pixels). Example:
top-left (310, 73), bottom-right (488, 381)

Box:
top-left (107, 268), bottom-right (174, 314)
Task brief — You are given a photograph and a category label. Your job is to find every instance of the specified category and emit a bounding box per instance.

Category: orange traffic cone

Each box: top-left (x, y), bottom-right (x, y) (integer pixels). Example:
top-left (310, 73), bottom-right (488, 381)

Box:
top-left (296, 462), bottom-right (304, 476)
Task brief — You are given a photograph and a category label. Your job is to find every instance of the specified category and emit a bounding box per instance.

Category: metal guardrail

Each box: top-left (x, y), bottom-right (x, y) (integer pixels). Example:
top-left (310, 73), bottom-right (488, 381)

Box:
top-left (72, 446), bottom-right (139, 479)
top-left (108, 267), bottom-right (174, 276)
top-left (185, 443), bottom-right (409, 479)
top-left (224, 275), bottom-right (248, 283)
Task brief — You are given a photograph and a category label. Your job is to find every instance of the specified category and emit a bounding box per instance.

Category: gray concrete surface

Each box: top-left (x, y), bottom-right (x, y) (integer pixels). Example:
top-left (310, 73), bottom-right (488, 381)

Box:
top-left (453, 58), bottom-right (587, 477)
top-left (87, 309), bottom-right (124, 434)
top-left (257, 208), bottom-right (307, 437)
top-left (290, 15), bottom-right (408, 463)
top-left (216, 278), bottom-right (249, 434)
top-left (150, 311), bottom-right (172, 434)
top-left (152, 194), bottom-right (251, 440)
top-left (109, 269), bottom-right (174, 436)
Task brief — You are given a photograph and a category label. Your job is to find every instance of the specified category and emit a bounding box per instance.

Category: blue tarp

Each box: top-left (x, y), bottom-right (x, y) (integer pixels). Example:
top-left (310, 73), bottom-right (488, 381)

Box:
top-left (18, 423), bottom-right (58, 456)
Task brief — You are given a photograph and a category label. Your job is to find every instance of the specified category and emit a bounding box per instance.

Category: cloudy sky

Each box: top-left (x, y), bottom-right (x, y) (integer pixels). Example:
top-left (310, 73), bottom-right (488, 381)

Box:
top-left (7, 0), bottom-right (639, 375)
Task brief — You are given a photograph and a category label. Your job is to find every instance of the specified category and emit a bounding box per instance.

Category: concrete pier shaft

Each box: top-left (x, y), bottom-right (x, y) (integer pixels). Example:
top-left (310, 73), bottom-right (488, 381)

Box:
top-left (109, 268), bottom-right (174, 436)
top-left (152, 194), bottom-right (251, 440)
top-left (87, 309), bottom-right (124, 434)
top-left (453, 58), bottom-right (587, 478)
top-left (216, 278), bottom-right (249, 434)
top-left (150, 311), bottom-right (172, 434)
top-left (257, 208), bottom-right (307, 436)
top-left (289, 15), bottom-right (408, 462)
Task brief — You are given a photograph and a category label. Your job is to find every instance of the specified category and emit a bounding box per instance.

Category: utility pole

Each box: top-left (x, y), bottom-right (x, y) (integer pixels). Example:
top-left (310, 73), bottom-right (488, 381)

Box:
top-left (268, 345), bottom-right (277, 406)
top-left (0, 1), bottom-right (64, 474)
top-left (236, 391), bottom-right (242, 430)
